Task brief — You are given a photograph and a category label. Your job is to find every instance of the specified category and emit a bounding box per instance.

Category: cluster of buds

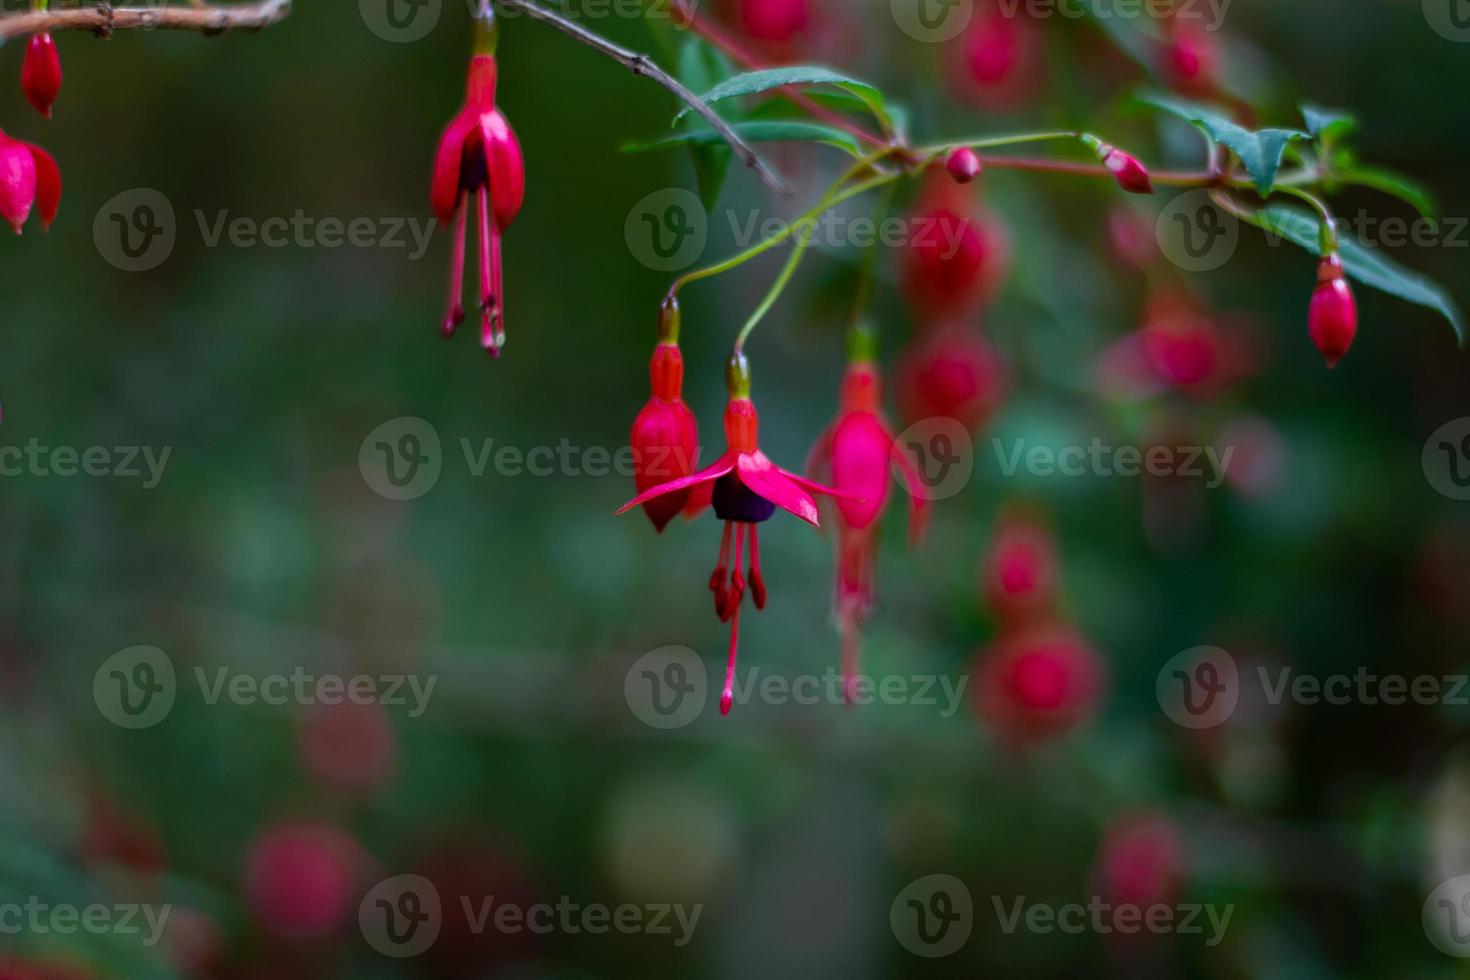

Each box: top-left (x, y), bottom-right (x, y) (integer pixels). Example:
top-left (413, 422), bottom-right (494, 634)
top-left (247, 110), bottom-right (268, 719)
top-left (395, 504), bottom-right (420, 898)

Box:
top-left (973, 509), bottom-right (1105, 743)
top-left (1, 20), bottom-right (63, 235)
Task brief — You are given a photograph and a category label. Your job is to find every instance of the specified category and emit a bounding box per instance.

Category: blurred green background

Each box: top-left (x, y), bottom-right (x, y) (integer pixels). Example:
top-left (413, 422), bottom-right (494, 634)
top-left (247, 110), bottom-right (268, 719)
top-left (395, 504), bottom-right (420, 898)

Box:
top-left (0, 0), bottom-right (1469, 976)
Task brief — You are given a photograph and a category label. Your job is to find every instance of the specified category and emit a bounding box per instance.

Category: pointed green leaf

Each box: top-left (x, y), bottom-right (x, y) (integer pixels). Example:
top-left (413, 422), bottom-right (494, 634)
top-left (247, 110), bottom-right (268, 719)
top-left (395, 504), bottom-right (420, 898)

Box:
top-left (1301, 104), bottom-right (1357, 142)
top-left (1242, 204), bottom-right (1465, 345)
top-left (1332, 164), bottom-right (1436, 218)
top-left (673, 66), bottom-right (891, 132)
top-left (1139, 91), bottom-right (1311, 196)
top-left (624, 121), bottom-right (863, 156)
top-left (676, 38), bottom-right (739, 212)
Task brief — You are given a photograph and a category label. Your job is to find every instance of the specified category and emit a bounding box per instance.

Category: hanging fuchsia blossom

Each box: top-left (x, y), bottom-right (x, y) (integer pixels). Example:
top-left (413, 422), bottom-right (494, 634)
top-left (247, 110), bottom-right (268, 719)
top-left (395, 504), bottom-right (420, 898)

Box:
top-left (629, 299), bottom-right (701, 532)
top-left (431, 8), bottom-right (525, 356)
top-left (808, 330), bottom-right (927, 700)
top-left (21, 32), bottom-right (61, 118)
top-left (619, 354), bottom-right (850, 715)
top-left (0, 128), bottom-right (60, 235)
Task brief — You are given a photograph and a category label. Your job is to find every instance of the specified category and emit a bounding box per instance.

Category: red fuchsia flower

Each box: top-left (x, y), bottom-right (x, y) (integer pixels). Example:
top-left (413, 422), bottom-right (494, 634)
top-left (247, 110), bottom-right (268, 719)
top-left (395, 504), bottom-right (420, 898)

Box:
top-left (899, 175), bottom-right (1011, 319)
top-left (245, 820), bottom-right (363, 940)
top-left (807, 332), bottom-right (928, 700)
top-left (896, 321), bottom-right (1009, 432)
top-left (630, 299), bottom-right (701, 533)
top-left (1309, 253), bottom-right (1357, 368)
top-left (21, 32), bottom-right (61, 118)
top-left (1093, 811), bottom-right (1186, 910)
top-left (1161, 22), bottom-right (1220, 97)
top-left (730, 0), bottom-right (809, 44)
top-left (973, 624), bottom-right (1104, 743)
top-left (948, 1), bottom-right (1040, 110)
top-left (945, 147), bottom-right (982, 185)
top-left (618, 354), bottom-right (849, 715)
top-left (1096, 143), bottom-right (1154, 195)
top-left (0, 128), bottom-right (59, 235)
top-left (431, 9), bottom-right (525, 357)
top-left (981, 509), bottom-right (1057, 627)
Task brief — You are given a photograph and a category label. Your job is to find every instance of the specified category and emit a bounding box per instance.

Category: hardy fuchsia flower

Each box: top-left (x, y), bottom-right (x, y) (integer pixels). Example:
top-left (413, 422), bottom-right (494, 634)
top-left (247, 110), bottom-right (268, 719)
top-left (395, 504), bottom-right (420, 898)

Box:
top-left (619, 354), bottom-right (849, 715)
top-left (431, 8), bottom-right (525, 356)
top-left (629, 299), bottom-right (700, 532)
top-left (0, 127), bottom-right (59, 235)
top-left (21, 32), bottom-right (61, 119)
top-left (808, 330), bottom-right (927, 700)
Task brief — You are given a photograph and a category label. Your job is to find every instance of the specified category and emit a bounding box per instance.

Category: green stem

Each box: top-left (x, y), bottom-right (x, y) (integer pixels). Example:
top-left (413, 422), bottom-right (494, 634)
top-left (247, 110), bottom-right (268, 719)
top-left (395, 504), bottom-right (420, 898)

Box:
top-left (734, 228), bottom-right (812, 355)
top-left (915, 130), bottom-right (1084, 160)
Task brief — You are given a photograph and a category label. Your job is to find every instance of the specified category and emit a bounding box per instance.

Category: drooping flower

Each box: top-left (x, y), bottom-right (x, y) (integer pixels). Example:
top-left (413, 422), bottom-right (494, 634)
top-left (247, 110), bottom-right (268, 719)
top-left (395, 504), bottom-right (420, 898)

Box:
top-left (1160, 22), bottom-right (1220, 96)
top-left (732, 0), bottom-right (809, 44)
top-left (245, 820), bottom-right (362, 940)
top-left (974, 624), bottom-right (1104, 743)
top-left (949, 0), bottom-right (1041, 110)
top-left (431, 7), bottom-right (525, 356)
top-left (1093, 810), bottom-right (1186, 910)
top-left (629, 299), bottom-right (701, 532)
top-left (21, 32), bottom-right (61, 118)
top-left (0, 127), bottom-right (60, 235)
top-left (896, 321), bottom-right (1009, 431)
top-left (899, 175), bottom-right (1010, 319)
top-left (981, 508), bottom-right (1057, 627)
top-left (618, 354), bottom-right (849, 715)
top-left (1309, 253), bottom-right (1358, 368)
top-left (808, 331), bottom-right (927, 699)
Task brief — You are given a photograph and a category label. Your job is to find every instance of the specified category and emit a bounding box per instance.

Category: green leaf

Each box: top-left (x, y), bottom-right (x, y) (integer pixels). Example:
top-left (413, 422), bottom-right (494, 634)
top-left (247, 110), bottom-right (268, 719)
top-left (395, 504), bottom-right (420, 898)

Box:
top-left (1332, 164), bottom-right (1436, 218)
top-left (1301, 104), bottom-right (1357, 143)
top-left (1139, 91), bottom-right (1311, 196)
top-left (623, 120), bottom-right (863, 156)
top-left (1242, 204), bottom-right (1465, 345)
top-left (673, 66), bottom-right (892, 132)
top-left (675, 38), bottom-right (739, 211)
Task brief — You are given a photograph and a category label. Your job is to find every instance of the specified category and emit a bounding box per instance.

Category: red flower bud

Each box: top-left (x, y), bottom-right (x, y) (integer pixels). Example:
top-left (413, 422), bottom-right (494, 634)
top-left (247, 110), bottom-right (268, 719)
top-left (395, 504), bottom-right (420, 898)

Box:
top-left (21, 32), bottom-right (61, 119)
top-left (1161, 23), bottom-right (1219, 96)
top-left (1099, 145), bottom-right (1154, 195)
top-left (0, 128), bottom-right (60, 234)
top-left (630, 337), bottom-right (700, 533)
top-left (945, 147), bottom-right (982, 184)
top-left (1094, 811), bottom-right (1186, 910)
top-left (1308, 254), bottom-right (1357, 368)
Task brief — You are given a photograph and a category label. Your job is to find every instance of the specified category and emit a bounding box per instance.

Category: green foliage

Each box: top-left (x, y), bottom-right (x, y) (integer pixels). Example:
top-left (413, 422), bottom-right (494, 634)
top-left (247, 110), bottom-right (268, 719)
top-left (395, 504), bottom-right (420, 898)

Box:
top-left (1139, 91), bottom-right (1311, 196)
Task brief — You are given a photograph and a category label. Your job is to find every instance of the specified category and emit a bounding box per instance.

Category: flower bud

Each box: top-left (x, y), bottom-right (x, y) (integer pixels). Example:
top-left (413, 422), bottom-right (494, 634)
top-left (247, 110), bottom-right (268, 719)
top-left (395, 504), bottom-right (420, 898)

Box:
top-left (1098, 144), bottom-right (1154, 195)
top-left (1308, 254), bottom-right (1358, 368)
top-left (21, 33), bottom-right (61, 119)
top-left (630, 334), bottom-right (700, 533)
top-left (973, 626), bottom-right (1104, 743)
top-left (945, 147), bottom-right (982, 184)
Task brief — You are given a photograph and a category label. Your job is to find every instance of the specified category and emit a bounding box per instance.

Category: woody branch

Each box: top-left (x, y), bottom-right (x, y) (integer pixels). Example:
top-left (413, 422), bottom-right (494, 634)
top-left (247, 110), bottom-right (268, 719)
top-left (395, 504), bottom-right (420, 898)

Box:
top-left (0, 0), bottom-right (291, 41)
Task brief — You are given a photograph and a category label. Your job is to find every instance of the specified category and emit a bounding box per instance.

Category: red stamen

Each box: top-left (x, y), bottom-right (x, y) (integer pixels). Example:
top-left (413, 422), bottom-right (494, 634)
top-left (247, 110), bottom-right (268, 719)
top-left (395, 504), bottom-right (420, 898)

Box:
top-left (749, 524), bottom-right (766, 610)
top-left (722, 602), bottom-right (739, 716)
top-left (489, 222), bottom-right (506, 351)
top-left (730, 523), bottom-right (747, 607)
top-left (475, 190), bottom-right (499, 357)
top-left (442, 199), bottom-right (467, 338)
top-left (711, 522), bottom-right (733, 619)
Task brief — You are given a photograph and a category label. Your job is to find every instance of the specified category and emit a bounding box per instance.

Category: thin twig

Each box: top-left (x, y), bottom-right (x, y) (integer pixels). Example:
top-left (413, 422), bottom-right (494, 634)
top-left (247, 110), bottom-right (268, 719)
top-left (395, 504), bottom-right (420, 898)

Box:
top-left (0, 0), bottom-right (291, 41)
top-left (497, 0), bottom-right (790, 197)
